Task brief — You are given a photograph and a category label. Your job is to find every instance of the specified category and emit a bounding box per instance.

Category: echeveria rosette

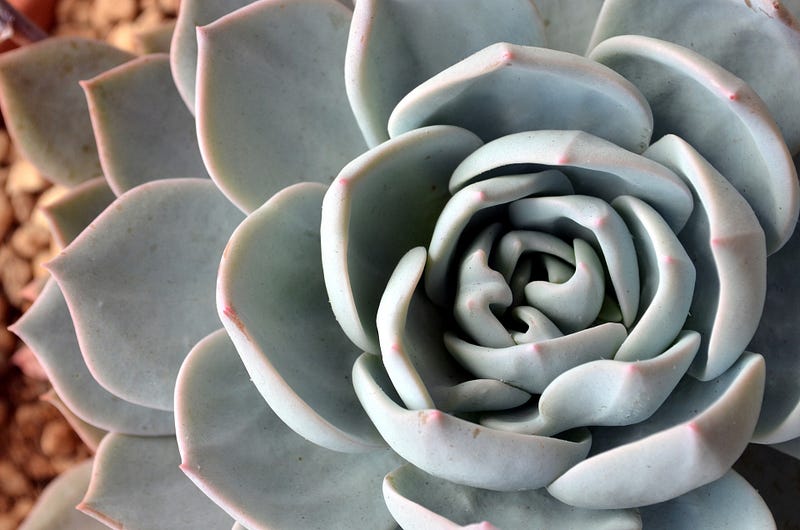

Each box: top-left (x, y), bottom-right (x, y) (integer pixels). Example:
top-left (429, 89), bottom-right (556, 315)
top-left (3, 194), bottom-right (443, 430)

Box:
top-left (0, 0), bottom-right (798, 529)
top-left (212, 0), bottom-right (800, 527)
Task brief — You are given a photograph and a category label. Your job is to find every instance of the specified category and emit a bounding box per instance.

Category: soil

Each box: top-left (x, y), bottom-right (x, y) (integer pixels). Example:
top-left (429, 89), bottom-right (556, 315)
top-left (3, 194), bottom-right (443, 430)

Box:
top-left (0, 2), bottom-right (177, 528)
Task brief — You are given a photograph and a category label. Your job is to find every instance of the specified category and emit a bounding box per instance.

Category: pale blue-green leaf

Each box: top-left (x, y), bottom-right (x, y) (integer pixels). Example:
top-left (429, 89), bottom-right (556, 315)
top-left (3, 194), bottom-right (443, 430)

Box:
top-left (321, 125), bottom-right (482, 352)
top-left (170, 0), bottom-right (257, 112)
top-left (196, 0), bottom-right (364, 213)
top-left (645, 135), bottom-right (767, 381)
top-left (482, 331), bottom-right (699, 436)
top-left (19, 460), bottom-right (106, 530)
top-left (508, 194), bottom-right (641, 326)
top-left (47, 179), bottom-right (244, 411)
top-left (79, 434), bottom-right (233, 530)
top-left (389, 43), bottom-right (652, 151)
top-left (508, 305), bottom-right (563, 344)
top-left (771, 437), bottom-right (800, 459)
top-left (612, 195), bottom-right (695, 362)
top-left (589, 0), bottom-right (800, 155)
top-left (452, 130), bottom-right (692, 231)
top-left (453, 224), bottom-right (515, 348)
top-left (10, 279), bottom-right (174, 435)
top-left (750, 221), bottom-right (800, 444)
top-left (376, 246), bottom-right (530, 413)
top-left (547, 353), bottom-right (766, 509)
top-left (353, 353), bottom-right (591, 491)
top-left (495, 331), bottom-right (699, 436)
top-left (82, 54), bottom-right (209, 195)
top-left (590, 35), bottom-right (798, 254)
top-left (445, 323), bottom-right (626, 395)
top-left (134, 20), bottom-right (175, 54)
top-left (533, 0), bottom-right (605, 54)
top-left (524, 239), bottom-right (605, 334)
top-left (786, 0), bottom-right (800, 17)
top-left (175, 329), bottom-right (402, 530)
top-left (0, 37), bottom-right (134, 186)
top-left (426, 170), bottom-right (573, 306)
top-left (41, 389), bottom-right (107, 452)
top-left (383, 464), bottom-right (642, 530)
top-left (41, 177), bottom-right (115, 248)
top-left (347, 0), bottom-right (545, 146)
top-left (494, 230), bottom-right (575, 282)
top-left (218, 182), bottom-right (383, 453)
top-left (639, 470), bottom-right (775, 529)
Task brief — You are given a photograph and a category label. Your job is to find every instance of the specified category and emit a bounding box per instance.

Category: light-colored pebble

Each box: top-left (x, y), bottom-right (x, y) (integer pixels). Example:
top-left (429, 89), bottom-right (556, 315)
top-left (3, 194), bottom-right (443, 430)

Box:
top-left (0, 248), bottom-right (32, 307)
top-left (41, 421), bottom-right (77, 458)
top-left (0, 129), bottom-right (9, 164)
top-left (0, 462), bottom-right (30, 497)
top-left (0, 327), bottom-right (16, 357)
top-left (6, 159), bottom-right (47, 194)
top-left (157, 0), bottom-right (180, 15)
top-left (10, 193), bottom-right (35, 224)
top-left (107, 22), bottom-right (138, 52)
top-left (92, 0), bottom-right (138, 29)
top-left (0, 193), bottom-right (13, 241)
top-left (10, 223), bottom-right (50, 259)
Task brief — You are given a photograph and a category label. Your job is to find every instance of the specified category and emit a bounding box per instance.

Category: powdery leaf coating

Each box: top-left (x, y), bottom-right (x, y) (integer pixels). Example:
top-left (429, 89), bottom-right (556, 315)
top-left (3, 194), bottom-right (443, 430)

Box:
top-left (48, 178), bottom-right (244, 411)
top-left (79, 434), bottom-right (233, 530)
top-left (0, 37), bottom-right (133, 186)
top-left (196, 0), bottom-right (365, 212)
top-left (218, 182), bottom-right (384, 453)
top-left (83, 54), bottom-right (209, 195)
top-left (175, 329), bottom-right (403, 530)
top-left (19, 460), bottom-right (107, 530)
top-left (347, 0), bottom-right (546, 146)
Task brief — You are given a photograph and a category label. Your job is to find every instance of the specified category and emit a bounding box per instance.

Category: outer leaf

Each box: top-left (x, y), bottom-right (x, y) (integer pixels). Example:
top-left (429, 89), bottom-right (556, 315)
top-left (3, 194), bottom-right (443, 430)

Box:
top-left (19, 460), bottom-right (107, 530)
top-left (175, 329), bottom-right (402, 530)
top-left (389, 42), bottom-right (653, 153)
top-left (639, 471), bottom-right (775, 529)
top-left (196, 0), bottom-right (365, 212)
top-left (346, 0), bottom-right (546, 146)
top-left (170, 0), bottom-right (257, 112)
top-left (547, 353), bottom-right (765, 509)
top-left (79, 434), bottom-right (233, 530)
top-left (353, 353), bottom-right (591, 491)
top-left (10, 279), bottom-right (174, 435)
top-left (589, 35), bottom-right (799, 253)
top-left (47, 179), bottom-right (244, 411)
top-left (41, 390), bottom-right (107, 452)
top-left (382, 464), bottom-right (642, 530)
top-left (321, 125), bottom-right (482, 353)
top-left (42, 177), bottom-right (115, 248)
top-left (83, 54), bottom-right (209, 195)
top-left (218, 182), bottom-right (383, 452)
top-left (589, 0), bottom-right (800, 155)
top-left (533, 0), bottom-right (605, 54)
top-left (0, 37), bottom-right (134, 186)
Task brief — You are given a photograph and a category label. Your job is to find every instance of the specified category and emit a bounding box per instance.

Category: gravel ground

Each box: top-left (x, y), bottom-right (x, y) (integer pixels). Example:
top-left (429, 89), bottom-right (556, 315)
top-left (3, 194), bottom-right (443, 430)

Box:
top-left (0, 2), bottom-right (177, 528)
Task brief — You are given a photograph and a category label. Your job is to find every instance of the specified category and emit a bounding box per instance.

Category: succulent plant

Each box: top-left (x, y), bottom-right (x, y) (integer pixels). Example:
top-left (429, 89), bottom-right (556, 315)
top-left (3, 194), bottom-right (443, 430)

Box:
top-left (4, 0), bottom-right (800, 528)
